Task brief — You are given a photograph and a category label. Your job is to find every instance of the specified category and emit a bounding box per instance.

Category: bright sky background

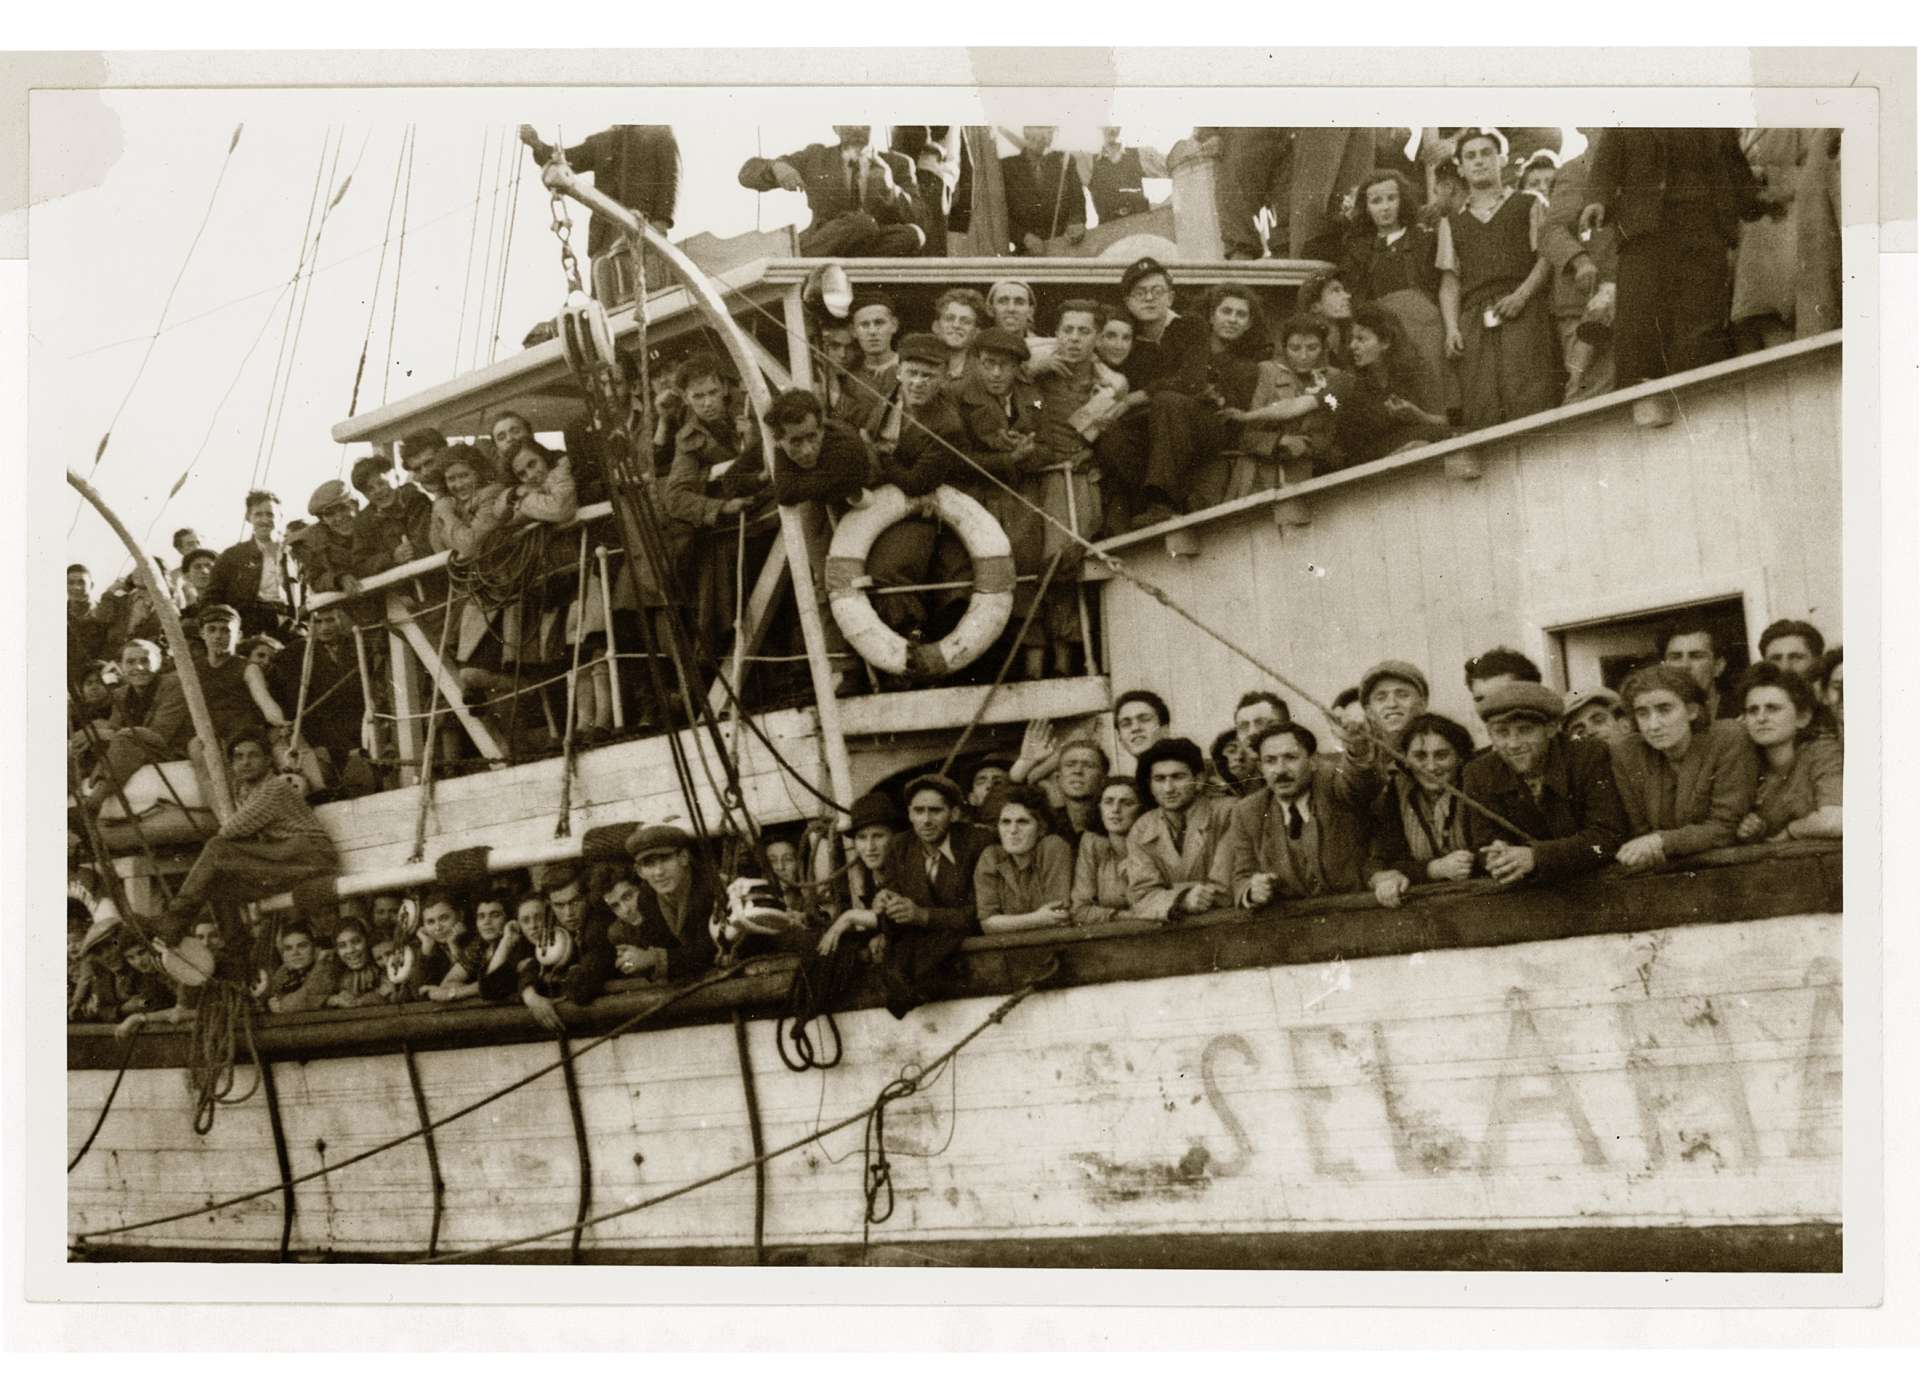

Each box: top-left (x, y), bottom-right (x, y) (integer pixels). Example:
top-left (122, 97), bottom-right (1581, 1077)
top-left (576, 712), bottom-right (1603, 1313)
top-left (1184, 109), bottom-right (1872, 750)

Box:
top-left (33, 88), bottom-right (1584, 582)
top-left (34, 88), bottom-right (1206, 583)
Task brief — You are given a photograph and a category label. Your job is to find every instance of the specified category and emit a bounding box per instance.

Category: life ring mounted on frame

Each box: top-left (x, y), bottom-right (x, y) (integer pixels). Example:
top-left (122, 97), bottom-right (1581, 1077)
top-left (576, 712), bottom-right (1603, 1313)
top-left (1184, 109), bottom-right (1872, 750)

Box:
top-left (823, 486), bottom-right (1016, 678)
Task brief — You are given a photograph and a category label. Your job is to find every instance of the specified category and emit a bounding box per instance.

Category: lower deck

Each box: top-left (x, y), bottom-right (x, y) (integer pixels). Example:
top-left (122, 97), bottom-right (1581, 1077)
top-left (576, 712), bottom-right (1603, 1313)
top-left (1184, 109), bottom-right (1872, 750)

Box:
top-left (68, 844), bottom-right (1843, 1268)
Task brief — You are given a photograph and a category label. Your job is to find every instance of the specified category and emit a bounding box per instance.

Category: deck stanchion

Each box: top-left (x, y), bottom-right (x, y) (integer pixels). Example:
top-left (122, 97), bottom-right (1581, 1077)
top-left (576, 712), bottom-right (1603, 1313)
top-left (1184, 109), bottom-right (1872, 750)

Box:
top-left (594, 544), bottom-right (624, 732)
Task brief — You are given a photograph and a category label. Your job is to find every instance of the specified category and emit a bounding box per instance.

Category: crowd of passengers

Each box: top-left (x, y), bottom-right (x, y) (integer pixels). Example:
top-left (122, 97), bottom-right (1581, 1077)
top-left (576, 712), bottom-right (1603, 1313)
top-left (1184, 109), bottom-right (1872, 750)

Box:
top-left (70, 613), bottom-right (1843, 1034)
top-left (61, 123), bottom-right (1844, 793)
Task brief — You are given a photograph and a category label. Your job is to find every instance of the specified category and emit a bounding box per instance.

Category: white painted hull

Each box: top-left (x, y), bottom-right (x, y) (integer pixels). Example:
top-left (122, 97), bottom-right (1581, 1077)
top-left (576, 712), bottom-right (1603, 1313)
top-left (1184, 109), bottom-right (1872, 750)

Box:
top-left (68, 909), bottom-right (1840, 1266)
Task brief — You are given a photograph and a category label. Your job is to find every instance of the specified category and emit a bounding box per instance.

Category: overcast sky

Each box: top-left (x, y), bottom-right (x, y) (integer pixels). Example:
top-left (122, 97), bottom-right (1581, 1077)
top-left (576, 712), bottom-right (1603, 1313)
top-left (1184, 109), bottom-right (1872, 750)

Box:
top-left (35, 87), bottom-right (1214, 583)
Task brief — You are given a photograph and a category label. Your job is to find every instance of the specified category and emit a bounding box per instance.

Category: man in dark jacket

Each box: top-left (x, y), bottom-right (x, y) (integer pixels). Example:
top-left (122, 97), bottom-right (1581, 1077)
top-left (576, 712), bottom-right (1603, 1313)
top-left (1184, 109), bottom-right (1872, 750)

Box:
top-left (205, 489), bottom-right (294, 638)
top-left (569, 825), bottom-right (718, 1002)
top-left (1000, 126), bottom-right (1087, 254)
top-left (738, 125), bottom-right (925, 256)
top-left (1462, 680), bottom-right (1628, 886)
top-left (1577, 128), bottom-right (1773, 385)
top-left (872, 774), bottom-right (993, 1017)
top-left (854, 333), bottom-right (973, 638)
top-left (519, 124), bottom-right (680, 258)
top-left (766, 389), bottom-right (875, 510)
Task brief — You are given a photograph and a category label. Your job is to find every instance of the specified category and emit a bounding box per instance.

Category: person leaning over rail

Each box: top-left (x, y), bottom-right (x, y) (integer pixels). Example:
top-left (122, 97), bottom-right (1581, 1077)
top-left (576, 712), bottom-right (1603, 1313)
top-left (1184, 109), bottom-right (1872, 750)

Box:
top-left (973, 783), bottom-right (1074, 935)
top-left (1071, 775), bottom-right (1145, 924)
top-left (1461, 681), bottom-right (1627, 887)
top-left (1216, 721), bottom-right (1385, 911)
top-left (1367, 712), bottom-right (1479, 908)
top-left (156, 729), bottom-right (341, 949)
top-left (870, 774), bottom-right (993, 1017)
top-left (817, 789), bottom-right (903, 958)
top-left (350, 453), bottom-right (434, 575)
top-left (570, 826), bottom-right (721, 1003)
top-left (1608, 663), bottom-right (1759, 871)
top-left (1124, 736), bottom-right (1234, 921)
top-left (1734, 661), bottom-right (1843, 845)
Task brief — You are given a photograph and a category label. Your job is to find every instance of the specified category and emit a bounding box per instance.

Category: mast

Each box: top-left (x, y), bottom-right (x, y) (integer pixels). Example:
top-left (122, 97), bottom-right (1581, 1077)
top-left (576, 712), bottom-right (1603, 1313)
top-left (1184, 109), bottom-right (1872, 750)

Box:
top-left (66, 470), bottom-right (235, 823)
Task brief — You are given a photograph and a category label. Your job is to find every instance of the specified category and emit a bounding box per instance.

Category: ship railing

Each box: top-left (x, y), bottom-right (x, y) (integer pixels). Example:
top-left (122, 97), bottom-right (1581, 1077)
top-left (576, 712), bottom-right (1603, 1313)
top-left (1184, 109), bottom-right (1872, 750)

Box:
top-left (65, 839), bottom-right (1842, 1047)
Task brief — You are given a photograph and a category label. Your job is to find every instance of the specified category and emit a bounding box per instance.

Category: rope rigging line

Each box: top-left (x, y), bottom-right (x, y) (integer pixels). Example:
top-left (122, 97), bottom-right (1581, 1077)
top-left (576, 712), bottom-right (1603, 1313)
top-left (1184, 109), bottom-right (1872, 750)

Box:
top-left (127, 279), bottom-right (299, 553)
top-left (488, 148), bottom-right (524, 366)
top-left (72, 957), bottom-right (766, 1244)
top-left (66, 122), bottom-right (246, 537)
top-left (723, 292), bottom-right (1535, 844)
top-left (345, 127), bottom-right (412, 422)
top-left (419, 964), bottom-right (1052, 1263)
top-left (66, 157), bottom-right (489, 366)
top-left (260, 130), bottom-right (364, 492)
top-left (467, 127), bottom-right (510, 376)
top-left (451, 129), bottom-right (490, 379)
top-left (382, 124), bottom-right (417, 406)
top-left (247, 130), bottom-right (334, 492)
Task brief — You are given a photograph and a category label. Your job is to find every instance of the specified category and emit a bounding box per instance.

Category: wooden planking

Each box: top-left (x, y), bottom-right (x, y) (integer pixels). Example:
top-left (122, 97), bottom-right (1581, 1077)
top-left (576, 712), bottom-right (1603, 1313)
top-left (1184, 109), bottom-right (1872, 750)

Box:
top-left (1739, 367), bottom-right (1814, 617)
top-left (69, 913), bottom-right (1841, 1257)
top-left (68, 1064), bottom-right (288, 1254)
top-left (836, 675), bottom-right (1112, 738)
top-left (1781, 357), bottom-right (1844, 631)
top-left (273, 1054), bottom-right (430, 1254)
top-left (1100, 345), bottom-right (1839, 747)
top-left (316, 708), bottom-right (824, 873)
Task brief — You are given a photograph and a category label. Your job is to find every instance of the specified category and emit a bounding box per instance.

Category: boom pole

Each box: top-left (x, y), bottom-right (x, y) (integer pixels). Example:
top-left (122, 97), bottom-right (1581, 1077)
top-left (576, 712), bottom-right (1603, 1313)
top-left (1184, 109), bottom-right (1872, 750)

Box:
top-left (66, 470), bottom-right (235, 823)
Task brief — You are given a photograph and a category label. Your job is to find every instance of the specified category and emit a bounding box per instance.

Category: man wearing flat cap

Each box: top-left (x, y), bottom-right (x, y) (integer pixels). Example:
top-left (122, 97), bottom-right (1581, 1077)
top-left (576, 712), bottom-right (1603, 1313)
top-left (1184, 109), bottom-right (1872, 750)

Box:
top-left (857, 332), bottom-right (975, 643)
top-left (298, 479), bottom-right (363, 598)
top-left (568, 824), bottom-right (720, 1002)
top-left (1461, 680), bottom-right (1627, 886)
top-left (870, 773), bottom-right (994, 1016)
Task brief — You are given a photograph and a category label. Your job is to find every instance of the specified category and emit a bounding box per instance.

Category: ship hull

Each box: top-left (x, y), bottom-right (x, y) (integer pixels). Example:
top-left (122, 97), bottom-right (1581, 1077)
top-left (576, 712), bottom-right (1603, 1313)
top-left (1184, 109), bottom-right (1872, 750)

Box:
top-left (68, 847), bottom-right (1842, 1269)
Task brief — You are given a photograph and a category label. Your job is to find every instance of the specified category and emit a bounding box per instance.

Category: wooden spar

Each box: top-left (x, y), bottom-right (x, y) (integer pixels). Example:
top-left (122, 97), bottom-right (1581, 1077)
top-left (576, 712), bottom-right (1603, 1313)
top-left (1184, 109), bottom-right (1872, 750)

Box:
top-left (66, 470), bottom-right (235, 823)
top-left (532, 147), bottom-right (857, 817)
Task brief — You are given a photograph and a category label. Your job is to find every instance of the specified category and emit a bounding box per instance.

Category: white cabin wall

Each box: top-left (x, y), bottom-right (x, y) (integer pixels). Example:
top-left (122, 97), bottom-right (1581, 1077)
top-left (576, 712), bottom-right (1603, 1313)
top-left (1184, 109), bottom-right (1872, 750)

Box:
top-left (1098, 347), bottom-right (1841, 745)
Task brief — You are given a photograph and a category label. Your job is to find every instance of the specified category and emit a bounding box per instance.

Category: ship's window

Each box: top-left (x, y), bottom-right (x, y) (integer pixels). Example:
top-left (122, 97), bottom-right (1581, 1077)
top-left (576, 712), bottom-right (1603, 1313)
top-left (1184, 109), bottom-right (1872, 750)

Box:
top-left (1553, 597), bottom-right (1752, 695)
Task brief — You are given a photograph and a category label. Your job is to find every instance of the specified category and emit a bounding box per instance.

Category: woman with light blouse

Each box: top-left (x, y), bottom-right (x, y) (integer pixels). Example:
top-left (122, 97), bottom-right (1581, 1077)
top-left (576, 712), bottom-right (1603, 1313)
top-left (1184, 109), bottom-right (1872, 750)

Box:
top-left (1070, 776), bottom-right (1143, 924)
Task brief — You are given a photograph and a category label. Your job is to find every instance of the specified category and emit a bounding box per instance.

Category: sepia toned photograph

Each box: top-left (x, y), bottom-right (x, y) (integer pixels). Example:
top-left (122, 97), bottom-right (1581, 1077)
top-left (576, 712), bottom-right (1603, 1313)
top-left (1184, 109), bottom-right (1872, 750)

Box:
top-left (18, 50), bottom-right (1896, 1309)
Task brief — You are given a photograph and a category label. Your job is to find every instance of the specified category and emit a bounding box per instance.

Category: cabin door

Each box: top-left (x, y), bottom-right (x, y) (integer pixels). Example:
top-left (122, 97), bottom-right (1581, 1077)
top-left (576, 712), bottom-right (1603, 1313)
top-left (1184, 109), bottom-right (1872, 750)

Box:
top-left (1553, 597), bottom-right (1752, 693)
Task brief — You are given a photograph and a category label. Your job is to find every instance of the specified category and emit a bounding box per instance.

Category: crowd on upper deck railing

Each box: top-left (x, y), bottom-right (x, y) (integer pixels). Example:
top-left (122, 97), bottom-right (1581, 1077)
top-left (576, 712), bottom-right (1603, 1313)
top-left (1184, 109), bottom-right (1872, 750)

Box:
top-left (62, 123), bottom-right (1846, 1030)
top-left (68, 607), bottom-right (1843, 1033)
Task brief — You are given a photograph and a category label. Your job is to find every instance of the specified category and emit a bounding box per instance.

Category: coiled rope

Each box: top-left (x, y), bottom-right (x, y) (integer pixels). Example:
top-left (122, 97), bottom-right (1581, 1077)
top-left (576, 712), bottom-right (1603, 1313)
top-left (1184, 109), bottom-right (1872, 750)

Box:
top-left (188, 979), bottom-right (264, 1136)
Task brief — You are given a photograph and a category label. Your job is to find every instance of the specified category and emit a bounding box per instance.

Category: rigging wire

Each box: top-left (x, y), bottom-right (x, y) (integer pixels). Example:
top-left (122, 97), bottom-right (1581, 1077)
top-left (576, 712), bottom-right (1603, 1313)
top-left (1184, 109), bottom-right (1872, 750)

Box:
top-left (246, 131), bottom-right (333, 492)
top-left (381, 124), bottom-right (417, 406)
top-left (259, 129), bottom-right (366, 492)
top-left (451, 128), bottom-right (490, 379)
top-left (344, 126), bottom-right (412, 424)
top-left (468, 126), bottom-right (510, 375)
top-left (65, 122), bottom-right (245, 536)
top-left (132, 279), bottom-right (298, 551)
top-left (487, 149), bottom-right (523, 365)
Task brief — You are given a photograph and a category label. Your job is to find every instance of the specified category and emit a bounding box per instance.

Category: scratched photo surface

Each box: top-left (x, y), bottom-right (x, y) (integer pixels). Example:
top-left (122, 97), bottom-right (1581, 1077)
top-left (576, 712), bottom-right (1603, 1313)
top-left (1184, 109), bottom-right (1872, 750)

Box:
top-left (39, 80), bottom-right (1856, 1284)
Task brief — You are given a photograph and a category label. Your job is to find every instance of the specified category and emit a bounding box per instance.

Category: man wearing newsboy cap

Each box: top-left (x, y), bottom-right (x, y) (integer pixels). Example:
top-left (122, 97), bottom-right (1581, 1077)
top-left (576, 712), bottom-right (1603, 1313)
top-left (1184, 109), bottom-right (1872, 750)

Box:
top-left (1460, 680), bottom-right (1628, 886)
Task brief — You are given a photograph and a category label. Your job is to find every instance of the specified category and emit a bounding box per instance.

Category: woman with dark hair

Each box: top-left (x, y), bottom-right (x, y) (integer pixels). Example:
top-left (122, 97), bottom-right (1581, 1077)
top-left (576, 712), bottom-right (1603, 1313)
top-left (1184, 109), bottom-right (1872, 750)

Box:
top-left (1342, 168), bottom-right (1446, 413)
top-left (1609, 662), bottom-right (1760, 869)
top-left (974, 783), bottom-right (1074, 933)
top-left (1326, 302), bottom-right (1451, 469)
top-left (1071, 776), bottom-right (1143, 924)
top-left (428, 443), bottom-right (514, 560)
top-left (1370, 711), bottom-right (1478, 907)
top-left (1209, 727), bottom-right (1260, 799)
top-left (1735, 662), bottom-right (1842, 843)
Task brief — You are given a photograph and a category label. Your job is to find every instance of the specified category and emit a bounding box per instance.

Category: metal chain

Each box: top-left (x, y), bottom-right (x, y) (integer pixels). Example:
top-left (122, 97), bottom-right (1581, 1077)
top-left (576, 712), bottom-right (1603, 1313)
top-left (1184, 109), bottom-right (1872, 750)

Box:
top-left (549, 187), bottom-right (584, 297)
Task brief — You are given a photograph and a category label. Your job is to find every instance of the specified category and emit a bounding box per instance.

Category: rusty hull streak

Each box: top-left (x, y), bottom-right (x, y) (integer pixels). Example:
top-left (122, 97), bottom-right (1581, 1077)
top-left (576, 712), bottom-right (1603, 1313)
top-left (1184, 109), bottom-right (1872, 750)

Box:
top-left (1070, 1143), bottom-right (1215, 1206)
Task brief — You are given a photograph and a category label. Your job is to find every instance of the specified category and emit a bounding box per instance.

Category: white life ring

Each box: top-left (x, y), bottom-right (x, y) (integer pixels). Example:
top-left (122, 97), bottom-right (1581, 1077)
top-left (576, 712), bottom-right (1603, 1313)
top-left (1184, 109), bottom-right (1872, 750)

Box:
top-left (824, 485), bottom-right (1015, 677)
